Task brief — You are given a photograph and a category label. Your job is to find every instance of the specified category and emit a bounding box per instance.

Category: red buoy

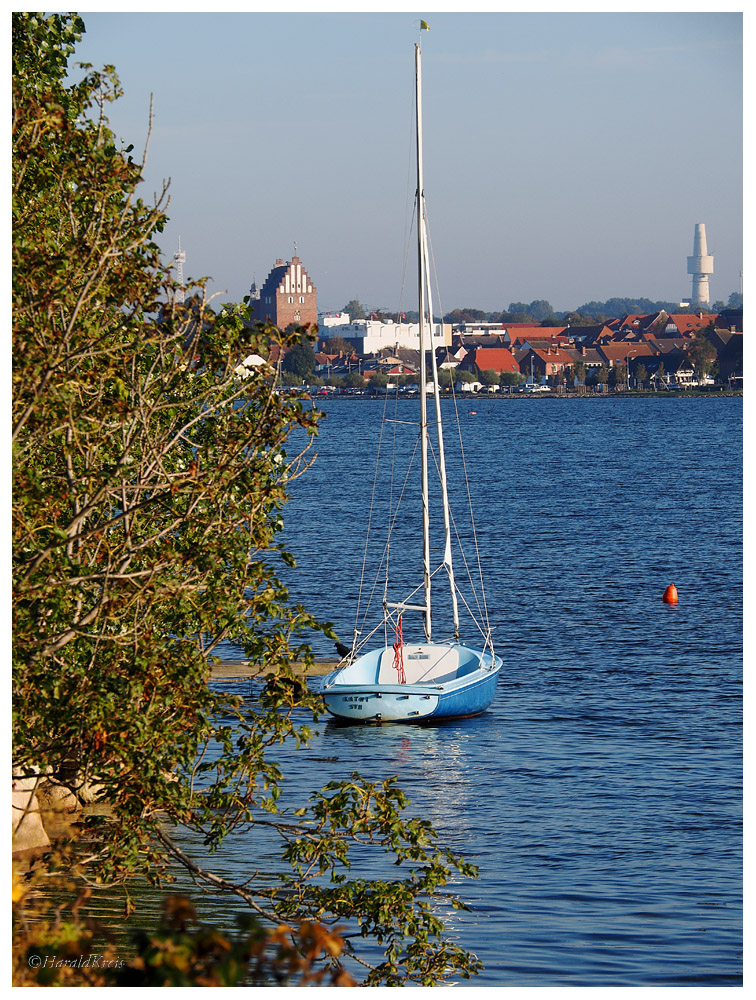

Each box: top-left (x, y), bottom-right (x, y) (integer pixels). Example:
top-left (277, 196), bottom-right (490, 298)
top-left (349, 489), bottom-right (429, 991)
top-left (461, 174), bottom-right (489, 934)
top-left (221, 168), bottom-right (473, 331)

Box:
top-left (662, 584), bottom-right (678, 604)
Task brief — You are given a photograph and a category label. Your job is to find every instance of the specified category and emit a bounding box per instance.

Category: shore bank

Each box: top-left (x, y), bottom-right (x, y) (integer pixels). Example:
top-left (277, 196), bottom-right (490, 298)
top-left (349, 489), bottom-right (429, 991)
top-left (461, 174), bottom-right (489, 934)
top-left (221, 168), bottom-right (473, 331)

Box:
top-left (211, 659), bottom-right (337, 681)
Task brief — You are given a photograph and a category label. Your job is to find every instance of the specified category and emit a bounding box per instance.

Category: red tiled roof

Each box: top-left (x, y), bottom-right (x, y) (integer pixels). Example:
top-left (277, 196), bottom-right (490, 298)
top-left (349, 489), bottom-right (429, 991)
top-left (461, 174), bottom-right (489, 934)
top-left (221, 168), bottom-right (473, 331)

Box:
top-left (598, 342), bottom-right (656, 363)
top-left (614, 314), bottom-right (648, 329)
top-left (530, 347), bottom-right (574, 365)
top-left (471, 347), bottom-right (520, 373)
top-left (665, 314), bottom-right (716, 335)
top-left (508, 326), bottom-right (569, 345)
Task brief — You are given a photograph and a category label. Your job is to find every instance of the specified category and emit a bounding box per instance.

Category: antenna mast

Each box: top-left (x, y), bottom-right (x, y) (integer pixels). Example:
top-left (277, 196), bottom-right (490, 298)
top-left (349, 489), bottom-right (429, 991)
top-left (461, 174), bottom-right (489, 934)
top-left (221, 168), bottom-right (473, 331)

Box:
top-left (174, 237), bottom-right (186, 303)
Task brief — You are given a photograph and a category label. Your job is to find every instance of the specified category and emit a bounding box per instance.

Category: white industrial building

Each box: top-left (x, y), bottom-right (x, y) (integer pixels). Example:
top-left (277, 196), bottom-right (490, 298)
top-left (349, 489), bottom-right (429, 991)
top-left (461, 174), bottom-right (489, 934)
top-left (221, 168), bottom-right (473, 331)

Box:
top-left (318, 314), bottom-right (451, 354)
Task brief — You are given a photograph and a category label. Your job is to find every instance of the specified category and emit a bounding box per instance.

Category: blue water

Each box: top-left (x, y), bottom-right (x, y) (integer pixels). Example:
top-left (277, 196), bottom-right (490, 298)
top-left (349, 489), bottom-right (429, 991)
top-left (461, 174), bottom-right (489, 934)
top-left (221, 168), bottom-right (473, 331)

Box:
top-left (215, 395), bottom-right (742, 985)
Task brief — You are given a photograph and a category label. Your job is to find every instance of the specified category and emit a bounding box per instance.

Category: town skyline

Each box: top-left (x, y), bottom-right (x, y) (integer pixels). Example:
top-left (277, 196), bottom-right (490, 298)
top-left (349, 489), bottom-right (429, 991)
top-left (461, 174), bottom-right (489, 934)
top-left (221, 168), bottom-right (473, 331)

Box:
top-left (69, 9), bottom-right (743, 314)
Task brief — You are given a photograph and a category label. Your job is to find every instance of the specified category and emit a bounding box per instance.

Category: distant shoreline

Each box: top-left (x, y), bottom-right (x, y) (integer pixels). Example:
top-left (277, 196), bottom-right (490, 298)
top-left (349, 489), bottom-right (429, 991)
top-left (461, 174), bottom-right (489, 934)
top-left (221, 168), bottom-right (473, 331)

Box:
top-left (302, 390), bottom-right (743, 401)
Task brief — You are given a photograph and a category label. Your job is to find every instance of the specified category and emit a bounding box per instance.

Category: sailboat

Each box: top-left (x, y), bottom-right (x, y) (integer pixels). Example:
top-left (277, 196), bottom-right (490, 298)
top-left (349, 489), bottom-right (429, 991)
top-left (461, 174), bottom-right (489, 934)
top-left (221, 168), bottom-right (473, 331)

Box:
top-left (320, 41), bottom-right (502, 724)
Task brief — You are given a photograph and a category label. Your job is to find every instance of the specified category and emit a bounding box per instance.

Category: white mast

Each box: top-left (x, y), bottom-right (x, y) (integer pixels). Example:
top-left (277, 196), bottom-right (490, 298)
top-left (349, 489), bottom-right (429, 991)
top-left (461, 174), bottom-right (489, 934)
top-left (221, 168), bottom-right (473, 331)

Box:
top-left (423, 221), bottom-right (460, 639)
top-left (415, 43), bottom-right (432, 642)
top-left (415, 41), bottom-right (460, 641)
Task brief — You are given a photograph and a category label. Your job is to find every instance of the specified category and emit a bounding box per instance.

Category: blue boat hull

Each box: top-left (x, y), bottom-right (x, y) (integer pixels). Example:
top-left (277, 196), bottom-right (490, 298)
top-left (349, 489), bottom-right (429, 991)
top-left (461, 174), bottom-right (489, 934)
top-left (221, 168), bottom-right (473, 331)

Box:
top-left (320, 641), bottom-right (501, 723)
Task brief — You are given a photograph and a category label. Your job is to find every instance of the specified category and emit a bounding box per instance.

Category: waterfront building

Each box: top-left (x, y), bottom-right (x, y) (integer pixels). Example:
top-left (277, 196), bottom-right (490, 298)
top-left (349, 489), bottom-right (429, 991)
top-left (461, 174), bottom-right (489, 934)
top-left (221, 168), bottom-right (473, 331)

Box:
top-left (518, 346), bottom-right (575, 380)
top-left (459, 346), bottom-right (520, 376)
top-left (320, 312), bottom-right (350, 330)
top-left (320, 315), bottom-right (451, 354)
top-left (248, 254), bottom-right (317, 330)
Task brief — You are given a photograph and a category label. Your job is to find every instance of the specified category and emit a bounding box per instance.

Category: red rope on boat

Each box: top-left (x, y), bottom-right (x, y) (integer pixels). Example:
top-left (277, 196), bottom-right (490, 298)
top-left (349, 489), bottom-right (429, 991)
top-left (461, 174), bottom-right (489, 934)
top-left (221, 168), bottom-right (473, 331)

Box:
top-left (393, 617), bottom-right (406, 684)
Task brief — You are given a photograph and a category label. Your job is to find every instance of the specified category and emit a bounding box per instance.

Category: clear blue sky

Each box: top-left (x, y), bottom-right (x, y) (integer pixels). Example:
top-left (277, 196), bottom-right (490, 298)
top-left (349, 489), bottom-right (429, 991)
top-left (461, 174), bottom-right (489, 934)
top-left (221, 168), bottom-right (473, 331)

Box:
top-left (67, 8), bottom-right (743, 314)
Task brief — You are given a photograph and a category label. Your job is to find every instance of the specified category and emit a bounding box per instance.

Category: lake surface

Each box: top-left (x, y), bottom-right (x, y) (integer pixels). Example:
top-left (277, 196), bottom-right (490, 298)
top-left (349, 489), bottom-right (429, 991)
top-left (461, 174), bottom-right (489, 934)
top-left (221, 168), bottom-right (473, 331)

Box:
top-left (195, 396), bottom-right (743, 985)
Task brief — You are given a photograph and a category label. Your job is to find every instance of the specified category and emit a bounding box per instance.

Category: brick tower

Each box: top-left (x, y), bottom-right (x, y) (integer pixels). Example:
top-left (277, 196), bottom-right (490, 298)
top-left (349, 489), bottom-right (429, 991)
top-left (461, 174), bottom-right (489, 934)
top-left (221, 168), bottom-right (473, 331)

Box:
top-left (248, 252), bottom-right (317, 330)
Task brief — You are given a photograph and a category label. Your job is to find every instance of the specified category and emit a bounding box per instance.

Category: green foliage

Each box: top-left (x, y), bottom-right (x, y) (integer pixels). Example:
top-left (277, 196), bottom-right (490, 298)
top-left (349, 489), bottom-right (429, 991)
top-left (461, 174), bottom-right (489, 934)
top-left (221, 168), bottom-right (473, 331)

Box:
top-left (282, 339), bottom-right (317, 377)
top-left (573, 297), bottom-right (677, 321)
top-left (12, 12), bottom-right (482, 986)
top-left (13, 880), bottom-right (357, 987)
top-left (272, 775), bottom-right (482, 986)
top-left (685, 332), bottom-right (717, 380)
top-left (608, 363), bottom-right (626, 387)
top-left (342, 299), bottom-right (366, 320)
top-left (478, 369), bottom-right (499, 386)
top-left (502, 300), bottom-right (555, 323)
top-left (499, 371), bottom-right (523, 386)
top-left (588, 365), bottom-right (609, 385)
top-left (323, 335), bottom-right (354, 356)
top-left (444, 307), bottom-right (487, 323)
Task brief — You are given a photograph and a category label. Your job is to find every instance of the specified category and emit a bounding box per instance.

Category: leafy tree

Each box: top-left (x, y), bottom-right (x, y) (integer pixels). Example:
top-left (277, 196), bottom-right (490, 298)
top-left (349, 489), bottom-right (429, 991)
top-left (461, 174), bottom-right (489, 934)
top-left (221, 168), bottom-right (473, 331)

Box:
top-left (588, 365), bottom-right (609, 386)
top-left (574, 297), bottom-right (683, 321)
top-left (445, 307), bottom-right (487, 323)
top-left (478, 369), bottom-right (499, 386)
top-left (342, 298), bottom-right (366, 319)
top-left (370, 371), bottom-right (389, 388)
top-left (343, 371), bottom-right (366, 388)
top-left (563, 312), bottom-right (595, 327)
top-left (507, 302), bottom-right (529, 317)
top-left (455, 369), bottom-right (476, 384)
top-left (608, 363), bottom-right (627, 388)
top-left (499, 371), bottom-right (523, 387)
top-left (12, 13), bottom-right (481, 987)
top-left (526, 300), bottom-right (555, 322)
top-left (282, 339), bottom-right (317, 378)
top-left (635, 363), bottom-right (648, 386)
top-left (323, 335), bottom-right (353, 355)
top-left (685, 332), bottom-right (717, 382)
top-left (571, 361), bottom-right (586, 384)
top-left (727, 291), bottom-right (743, 309)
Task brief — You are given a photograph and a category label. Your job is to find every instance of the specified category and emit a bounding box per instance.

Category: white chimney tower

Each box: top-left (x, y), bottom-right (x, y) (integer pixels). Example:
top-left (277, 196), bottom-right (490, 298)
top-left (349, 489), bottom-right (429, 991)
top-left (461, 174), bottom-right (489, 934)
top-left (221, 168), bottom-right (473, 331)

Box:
top-left (687, 223), bottom-right (714, 307)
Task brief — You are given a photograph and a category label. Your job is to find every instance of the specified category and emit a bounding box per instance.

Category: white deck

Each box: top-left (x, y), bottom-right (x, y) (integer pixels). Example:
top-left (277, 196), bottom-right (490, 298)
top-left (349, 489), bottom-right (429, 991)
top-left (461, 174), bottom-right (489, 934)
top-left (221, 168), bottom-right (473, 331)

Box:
top-left (377, 643), bottom-right (476, 685)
